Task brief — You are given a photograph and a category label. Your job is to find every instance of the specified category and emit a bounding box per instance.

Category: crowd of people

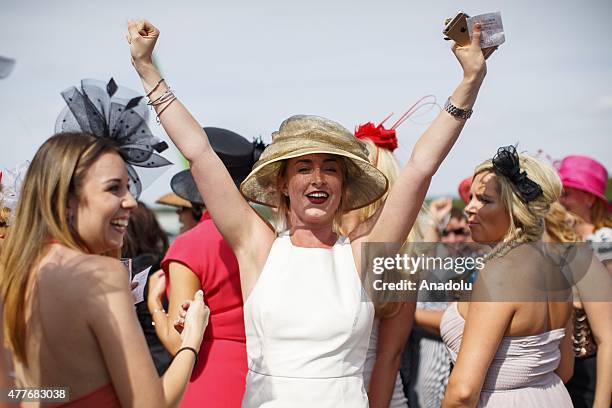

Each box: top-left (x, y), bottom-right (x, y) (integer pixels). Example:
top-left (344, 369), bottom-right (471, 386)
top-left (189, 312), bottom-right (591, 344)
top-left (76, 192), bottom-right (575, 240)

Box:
top-left (0, 17), bottom-right (610, 408)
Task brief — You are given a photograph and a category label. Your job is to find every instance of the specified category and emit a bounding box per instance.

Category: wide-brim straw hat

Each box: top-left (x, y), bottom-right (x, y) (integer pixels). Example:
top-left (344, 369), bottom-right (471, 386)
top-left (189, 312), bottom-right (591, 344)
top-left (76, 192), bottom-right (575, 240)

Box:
top-left (240, 115), bottom-right (389, 211)
top-left (155, 192), bottom-right (192, 209)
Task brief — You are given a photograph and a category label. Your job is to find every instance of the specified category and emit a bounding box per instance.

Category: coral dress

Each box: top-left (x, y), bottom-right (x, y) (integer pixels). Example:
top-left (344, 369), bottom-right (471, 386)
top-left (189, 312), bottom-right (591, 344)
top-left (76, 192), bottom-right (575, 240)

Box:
top-left (441, 303), bottom-right (572, 407)
top-left (162, 213), bottom-right (247, 407)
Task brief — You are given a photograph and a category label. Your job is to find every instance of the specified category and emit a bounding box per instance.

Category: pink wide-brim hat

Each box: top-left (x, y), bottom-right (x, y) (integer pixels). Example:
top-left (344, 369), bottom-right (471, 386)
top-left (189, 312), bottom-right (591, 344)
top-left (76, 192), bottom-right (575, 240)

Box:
top-left (557, 155), bottom-right (608, 203)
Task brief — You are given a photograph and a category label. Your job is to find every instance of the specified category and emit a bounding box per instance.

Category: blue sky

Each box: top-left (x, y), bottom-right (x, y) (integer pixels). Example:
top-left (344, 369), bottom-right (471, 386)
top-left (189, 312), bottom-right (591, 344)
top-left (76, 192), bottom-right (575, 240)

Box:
top-left (1, 0), bottom-right (610, 205)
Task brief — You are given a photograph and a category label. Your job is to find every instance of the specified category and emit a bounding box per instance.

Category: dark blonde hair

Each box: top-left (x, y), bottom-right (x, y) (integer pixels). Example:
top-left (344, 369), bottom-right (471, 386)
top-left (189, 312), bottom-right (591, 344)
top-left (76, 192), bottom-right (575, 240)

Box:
top-left (0, 207), bottom-right (10, 228)
top-left (0, 133), bottom-right (121, 364)
top-left (545, 201), bottom-right (578, 243)
top-left (473, 153), bottom-right (562, 260)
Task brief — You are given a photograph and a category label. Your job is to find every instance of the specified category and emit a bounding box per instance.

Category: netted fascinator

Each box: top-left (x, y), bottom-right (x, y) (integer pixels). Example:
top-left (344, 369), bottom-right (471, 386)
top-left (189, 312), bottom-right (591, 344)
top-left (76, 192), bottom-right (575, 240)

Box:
top-left (0, 161), bottom-right (29, 225)
top-left (55, 78), bottom-right (172, 197)
top-left (492, 145), bottom-right (543, 202)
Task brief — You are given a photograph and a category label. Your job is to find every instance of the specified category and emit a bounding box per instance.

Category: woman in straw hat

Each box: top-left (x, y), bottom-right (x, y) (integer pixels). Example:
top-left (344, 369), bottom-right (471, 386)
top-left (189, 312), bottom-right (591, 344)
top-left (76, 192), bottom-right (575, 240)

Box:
top-left (127, 18), bottom-right (489, 407)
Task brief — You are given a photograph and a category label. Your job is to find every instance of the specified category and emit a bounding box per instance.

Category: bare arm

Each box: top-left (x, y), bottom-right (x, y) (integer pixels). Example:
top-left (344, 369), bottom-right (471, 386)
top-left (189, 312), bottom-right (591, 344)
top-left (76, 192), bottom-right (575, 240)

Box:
top-left (414, 308), bottom-right (445, 336)
top-left (126, 20), bottom-right (274, 280)
top-left (89, 258), bottom-right (208, 407)
top-left (442, 301), bottom-right (514, 408)
top-left (148, 264), bottom-right (202, 355)
top-left (573, 254), bottom-right (612, 407)
top-left (555, 318), bottom-right (575, 383)
top-left (363, 25), bottom-right (486, 246)
top-left (367, 303), bottom-right (415, 407)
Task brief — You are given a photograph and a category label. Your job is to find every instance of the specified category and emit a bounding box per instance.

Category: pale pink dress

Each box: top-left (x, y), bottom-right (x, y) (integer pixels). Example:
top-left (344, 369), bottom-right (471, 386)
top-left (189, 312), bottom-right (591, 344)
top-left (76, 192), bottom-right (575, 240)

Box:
top-left (440, 303), bottom-right (573, 407)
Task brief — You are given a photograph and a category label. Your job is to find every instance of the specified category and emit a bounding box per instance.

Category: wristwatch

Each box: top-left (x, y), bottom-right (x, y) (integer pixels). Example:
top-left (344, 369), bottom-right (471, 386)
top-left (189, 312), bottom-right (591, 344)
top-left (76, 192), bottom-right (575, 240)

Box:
top-left (444, 97), bottom-right (473, 120)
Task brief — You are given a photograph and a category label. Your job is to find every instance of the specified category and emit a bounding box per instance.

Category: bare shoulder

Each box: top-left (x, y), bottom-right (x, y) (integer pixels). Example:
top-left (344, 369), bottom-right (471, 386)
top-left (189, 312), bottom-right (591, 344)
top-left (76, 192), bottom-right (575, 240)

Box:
top-left (38, 245), bottom-right (128, 302)
top-left (473, 244), bottom-right (544, 303)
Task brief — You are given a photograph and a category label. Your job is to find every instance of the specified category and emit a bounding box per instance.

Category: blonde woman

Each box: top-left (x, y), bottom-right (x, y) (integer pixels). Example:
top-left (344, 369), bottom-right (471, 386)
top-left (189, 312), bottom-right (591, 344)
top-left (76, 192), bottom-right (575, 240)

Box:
top-left (127, 18), bottom-right (488, 406)
top-left (0, 133), bottom-right (209, 407)
top-left (441, 147), bottom-right (577, 406)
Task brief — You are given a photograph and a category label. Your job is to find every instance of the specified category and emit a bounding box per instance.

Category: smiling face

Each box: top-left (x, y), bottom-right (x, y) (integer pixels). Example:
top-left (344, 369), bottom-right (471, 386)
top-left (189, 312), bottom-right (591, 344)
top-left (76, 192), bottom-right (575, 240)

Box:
top-left (69, 152), bottom-right (137, 254)
top-left (464, 171), bottom-right (511, 243)
top-left (280, 153), bottom-right (344, 229)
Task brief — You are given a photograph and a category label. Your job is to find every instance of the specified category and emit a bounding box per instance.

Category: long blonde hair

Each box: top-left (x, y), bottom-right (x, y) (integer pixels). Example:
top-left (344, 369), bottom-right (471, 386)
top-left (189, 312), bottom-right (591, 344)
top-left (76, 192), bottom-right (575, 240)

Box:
top-left (545, 201), bottom-right (579, 243)
top-left (474, 153), bottom-right (562, 260)
top-left (0, 133), bottom-right (121, 364)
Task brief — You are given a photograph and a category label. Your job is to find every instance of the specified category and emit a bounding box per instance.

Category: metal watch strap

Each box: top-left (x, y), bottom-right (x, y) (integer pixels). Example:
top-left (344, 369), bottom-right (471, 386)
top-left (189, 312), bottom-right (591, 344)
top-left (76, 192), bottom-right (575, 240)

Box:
top-left (444, 97), bottom-right (473, 119)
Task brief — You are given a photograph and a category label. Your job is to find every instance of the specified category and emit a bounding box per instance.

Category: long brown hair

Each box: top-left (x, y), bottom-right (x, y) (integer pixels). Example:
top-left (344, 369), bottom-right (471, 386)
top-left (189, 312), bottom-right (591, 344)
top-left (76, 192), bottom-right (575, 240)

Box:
top-left (0, 133), bottom-right (121, 364)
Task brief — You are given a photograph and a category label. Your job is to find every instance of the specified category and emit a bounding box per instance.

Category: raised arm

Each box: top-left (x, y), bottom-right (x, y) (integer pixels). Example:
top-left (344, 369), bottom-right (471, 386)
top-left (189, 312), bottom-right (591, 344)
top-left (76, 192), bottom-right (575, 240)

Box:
top-left (126, 20), bottom-right (274, 258)
top-left (365, 23), bottom-right (487, 244)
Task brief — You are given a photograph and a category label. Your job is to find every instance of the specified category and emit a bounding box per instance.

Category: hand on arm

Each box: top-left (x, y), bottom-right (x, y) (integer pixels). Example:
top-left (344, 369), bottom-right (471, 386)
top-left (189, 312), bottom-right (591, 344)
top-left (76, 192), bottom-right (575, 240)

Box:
top-left (148, 264), bottom-right (202, 355)
top-left (89, 258), bottom-right (205, 407)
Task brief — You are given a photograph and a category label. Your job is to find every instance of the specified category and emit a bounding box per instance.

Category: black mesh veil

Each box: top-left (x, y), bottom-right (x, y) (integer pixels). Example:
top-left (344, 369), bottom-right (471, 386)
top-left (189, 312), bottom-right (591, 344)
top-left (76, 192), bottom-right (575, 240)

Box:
top-left (55, 78), bottom-right (171, 197)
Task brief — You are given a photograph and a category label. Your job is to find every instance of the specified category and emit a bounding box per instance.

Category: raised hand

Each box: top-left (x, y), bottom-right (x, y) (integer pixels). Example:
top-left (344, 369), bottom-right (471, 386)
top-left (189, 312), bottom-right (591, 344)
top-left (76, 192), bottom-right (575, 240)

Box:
top-left (126, 19), bottom-right (159, 69)
top-left (451, 22), bottom-right (487, 81)
top-left (429, 197), bottom-right (453, 226)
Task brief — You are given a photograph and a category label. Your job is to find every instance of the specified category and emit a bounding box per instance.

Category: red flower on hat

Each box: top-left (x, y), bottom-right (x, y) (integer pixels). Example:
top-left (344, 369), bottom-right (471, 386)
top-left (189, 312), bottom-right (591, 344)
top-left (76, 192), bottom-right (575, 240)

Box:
top-left (355, 122), bottom-right (398, 152)
top-left (354, 95), bottom-right (437, 153)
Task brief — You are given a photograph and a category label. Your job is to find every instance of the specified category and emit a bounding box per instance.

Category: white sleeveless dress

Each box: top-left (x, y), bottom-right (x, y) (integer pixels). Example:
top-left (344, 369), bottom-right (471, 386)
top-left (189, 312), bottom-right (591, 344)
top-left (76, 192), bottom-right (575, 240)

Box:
top-left (242, 234), bottom-right (374, 407)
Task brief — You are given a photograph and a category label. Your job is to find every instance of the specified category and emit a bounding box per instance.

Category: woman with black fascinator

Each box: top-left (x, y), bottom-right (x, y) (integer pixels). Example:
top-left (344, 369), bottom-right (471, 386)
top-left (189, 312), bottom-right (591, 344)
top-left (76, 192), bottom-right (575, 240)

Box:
top-left (440, 146), bottom-right (594, 406)
top-left (0, 80), bottom-right (209, 407)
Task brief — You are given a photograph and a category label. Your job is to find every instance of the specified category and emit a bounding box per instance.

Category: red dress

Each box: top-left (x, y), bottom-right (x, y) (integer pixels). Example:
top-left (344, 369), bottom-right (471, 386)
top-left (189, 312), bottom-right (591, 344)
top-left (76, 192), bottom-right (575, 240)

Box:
top-left (162, 213), bottom-right (247, 407)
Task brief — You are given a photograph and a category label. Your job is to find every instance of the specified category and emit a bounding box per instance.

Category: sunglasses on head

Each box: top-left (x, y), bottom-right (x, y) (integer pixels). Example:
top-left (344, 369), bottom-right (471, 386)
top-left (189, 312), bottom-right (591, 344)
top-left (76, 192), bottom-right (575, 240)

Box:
top-left (442, 228), bottom-right (469, 237)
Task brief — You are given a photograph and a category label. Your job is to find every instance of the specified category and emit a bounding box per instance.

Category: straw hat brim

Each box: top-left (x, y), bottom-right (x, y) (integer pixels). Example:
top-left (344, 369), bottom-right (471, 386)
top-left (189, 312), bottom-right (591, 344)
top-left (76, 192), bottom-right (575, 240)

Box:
top-left (240, 147), bottom-right (388, 211)
top-left (155, 192), bottom-right (192, 209)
